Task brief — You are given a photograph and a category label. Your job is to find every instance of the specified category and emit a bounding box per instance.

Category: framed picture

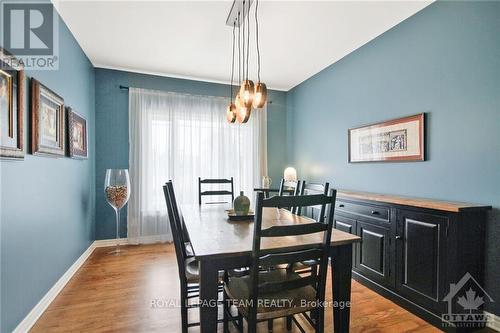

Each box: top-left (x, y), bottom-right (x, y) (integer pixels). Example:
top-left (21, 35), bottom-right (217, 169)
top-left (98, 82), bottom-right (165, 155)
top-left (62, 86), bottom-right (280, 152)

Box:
top-left (348, 113), bottom-right (425, 163)
top-left (31, 79), bottom-right (65, 156)
top-left (0, 48), bottom-right (25, 159)
top-left (67, 107), bottom-right (88, 159)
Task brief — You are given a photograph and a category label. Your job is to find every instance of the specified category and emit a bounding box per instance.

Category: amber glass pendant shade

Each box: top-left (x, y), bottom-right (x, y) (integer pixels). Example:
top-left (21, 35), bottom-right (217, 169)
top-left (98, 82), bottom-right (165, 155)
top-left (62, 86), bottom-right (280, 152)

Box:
top-left (235, 92), bottom-right (243, 109)
top-left (226, 103), bottom-right (236, 123)
top-left (236, 104), bottom-right (251, 123)
top-left (239, 80), bottom-right (254, 108)
top-left (253, 82), bottom-right (267, 108)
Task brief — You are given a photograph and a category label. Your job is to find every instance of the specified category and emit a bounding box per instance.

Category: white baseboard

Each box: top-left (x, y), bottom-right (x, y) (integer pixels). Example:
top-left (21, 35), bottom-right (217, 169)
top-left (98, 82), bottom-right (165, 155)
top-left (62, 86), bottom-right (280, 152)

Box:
top-left (486, 311), bottom-right (500, 332)
top-left (12, 242), bottom-right (96, 333)
top-left (94, 235), bottom-right (169, 247)
top-left (93, 237), bottom-right (129, 248)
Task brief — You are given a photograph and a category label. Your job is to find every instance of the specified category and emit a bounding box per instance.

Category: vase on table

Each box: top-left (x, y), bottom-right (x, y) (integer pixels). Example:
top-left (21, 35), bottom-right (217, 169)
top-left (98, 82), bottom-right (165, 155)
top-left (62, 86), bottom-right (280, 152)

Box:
top-left (262, 176), bottom-right (272, 189)
top-left (233, 191), bottom-right (250, 216)
top-left (104, 169), bottom-right (131, 255)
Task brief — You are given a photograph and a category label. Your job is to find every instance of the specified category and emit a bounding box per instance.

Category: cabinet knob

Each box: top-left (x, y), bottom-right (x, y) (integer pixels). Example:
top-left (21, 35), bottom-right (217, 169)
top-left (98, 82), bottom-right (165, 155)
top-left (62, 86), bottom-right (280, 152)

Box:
top-left (371, 210), bottom-right (380, 215)
top-left (395, 235), bottom-right (402, 240)
top-left (339, 204), bottom-right (345, 208)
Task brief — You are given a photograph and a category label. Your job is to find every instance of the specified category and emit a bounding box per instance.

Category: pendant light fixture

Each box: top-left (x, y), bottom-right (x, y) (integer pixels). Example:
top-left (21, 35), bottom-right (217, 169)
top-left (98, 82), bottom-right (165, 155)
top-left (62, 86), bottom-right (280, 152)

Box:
top-left (236, 5), bottom-right (251, 124)
top-left (225, 0), bottom-right (266, 123)
top-left (239, 0), bottom-right (254, 109)
top-left (226, 22), bottom-right (237, 123)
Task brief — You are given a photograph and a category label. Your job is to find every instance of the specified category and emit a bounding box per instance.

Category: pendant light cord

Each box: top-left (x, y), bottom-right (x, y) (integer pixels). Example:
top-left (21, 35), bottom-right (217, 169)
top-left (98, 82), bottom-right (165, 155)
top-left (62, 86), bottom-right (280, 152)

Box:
top-left (238, 12), bottom-right (241, 85)
top-left (246, 0), bottom-right (250, 80)
top-left (255, 0), bottom-right (261, 82)
top-left (230, 22), bottom-right (235, 100)
top-left (242, 1), bottom-right (245, 83)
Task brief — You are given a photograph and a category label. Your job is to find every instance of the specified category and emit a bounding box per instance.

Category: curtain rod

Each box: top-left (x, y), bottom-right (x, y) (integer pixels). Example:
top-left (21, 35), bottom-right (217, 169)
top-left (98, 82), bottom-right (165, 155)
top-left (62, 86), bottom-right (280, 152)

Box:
top-left (119, 85), bottom-right (272, 104)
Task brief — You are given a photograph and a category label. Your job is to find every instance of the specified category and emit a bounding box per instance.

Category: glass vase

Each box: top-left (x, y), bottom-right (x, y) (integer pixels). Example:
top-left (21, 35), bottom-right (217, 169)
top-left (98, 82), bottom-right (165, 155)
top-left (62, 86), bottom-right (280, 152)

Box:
top-left (104, 169), bottom-right (130, 255)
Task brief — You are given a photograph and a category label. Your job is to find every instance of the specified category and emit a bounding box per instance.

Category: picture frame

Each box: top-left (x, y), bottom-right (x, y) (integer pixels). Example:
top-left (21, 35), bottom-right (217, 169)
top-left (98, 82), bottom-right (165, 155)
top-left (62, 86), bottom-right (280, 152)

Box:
top-left (31, 78), bottom-right (65, 157)
top-left (0, 48), bottom-right (25, 159)
top-left (67, 107), bottom-right (88, 159)
top-left (348, 113), bottom-right (425, 163)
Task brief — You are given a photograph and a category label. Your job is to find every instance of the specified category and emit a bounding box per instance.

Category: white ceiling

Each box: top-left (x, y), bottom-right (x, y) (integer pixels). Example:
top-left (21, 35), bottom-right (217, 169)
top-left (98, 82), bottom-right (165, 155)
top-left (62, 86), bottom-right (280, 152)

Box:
top-left (53, 1), bottom-right (432, 91)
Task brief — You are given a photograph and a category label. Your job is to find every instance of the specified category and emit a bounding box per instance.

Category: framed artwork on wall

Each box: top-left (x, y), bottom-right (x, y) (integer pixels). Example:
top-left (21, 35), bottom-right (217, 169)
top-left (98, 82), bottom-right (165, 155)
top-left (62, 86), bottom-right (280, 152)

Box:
top-left (67, 107), bottom-right (88, 159)
top-left (31, 78), bottom-right (65, 157)
top-left (0, 48), bottom-right (25, 159)
top-left (348, 113), bottom-right (425, 163)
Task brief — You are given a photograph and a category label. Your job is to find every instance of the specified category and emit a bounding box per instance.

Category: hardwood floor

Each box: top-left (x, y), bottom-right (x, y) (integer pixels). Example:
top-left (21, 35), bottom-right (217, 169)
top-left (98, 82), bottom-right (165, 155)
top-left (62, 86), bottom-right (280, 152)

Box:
top-left (31, 244), bottom-right (443, 332)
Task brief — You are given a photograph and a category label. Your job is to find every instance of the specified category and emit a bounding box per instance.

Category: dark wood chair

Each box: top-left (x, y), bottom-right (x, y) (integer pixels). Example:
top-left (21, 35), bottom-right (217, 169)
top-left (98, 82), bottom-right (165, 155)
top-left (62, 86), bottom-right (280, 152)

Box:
top-left (198, 177), bottom-right (235, 205)
top-left (293, 182), bottom-right (331, 323)
top-left (223, 191), bottom-right (337, 333)
top-left (296, 182), bottom-right (330, 220)
top-left (164, 181), bottom-right (224, 333)
top-left (277, 179), bottom-right (302, 214)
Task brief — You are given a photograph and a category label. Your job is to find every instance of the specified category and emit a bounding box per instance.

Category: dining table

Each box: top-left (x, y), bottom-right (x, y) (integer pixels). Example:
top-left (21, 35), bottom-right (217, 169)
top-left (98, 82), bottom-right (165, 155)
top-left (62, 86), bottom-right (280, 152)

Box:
top-left (181, 203), bottom-right (361, 333)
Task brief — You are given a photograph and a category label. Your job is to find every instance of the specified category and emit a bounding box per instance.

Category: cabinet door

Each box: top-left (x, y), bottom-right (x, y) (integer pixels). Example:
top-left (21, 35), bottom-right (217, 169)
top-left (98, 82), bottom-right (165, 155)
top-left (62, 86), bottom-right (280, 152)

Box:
top-left (396, 209), bottom-right (447, 312)
top-left (334, 215), bottom-right (356, 234)
top-left (355, 221), bottom-right (392, 287)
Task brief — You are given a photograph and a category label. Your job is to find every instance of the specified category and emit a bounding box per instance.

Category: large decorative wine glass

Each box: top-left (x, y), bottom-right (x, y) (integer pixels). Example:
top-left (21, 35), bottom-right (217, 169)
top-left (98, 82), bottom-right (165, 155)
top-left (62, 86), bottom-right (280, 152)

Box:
top-left (104, 169), bottom-right (130, 254)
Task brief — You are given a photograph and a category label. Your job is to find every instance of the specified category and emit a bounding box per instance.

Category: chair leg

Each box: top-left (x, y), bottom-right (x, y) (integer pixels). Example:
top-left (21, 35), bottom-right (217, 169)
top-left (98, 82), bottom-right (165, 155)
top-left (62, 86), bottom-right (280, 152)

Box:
top-left (286, 315), bottom-right (293, 331)
top-left (248, 315), bottom-right (257, 333)
top-left (180, 293), bottom-right (188, 333)
top-left (316, 305), bottom-right (325, 333)
top-left (223, 290), bottom-right (229, 333)
top-left (267, 319), bottom-right (273, 332)
top-left (310, 265), bottom-right (319, 324)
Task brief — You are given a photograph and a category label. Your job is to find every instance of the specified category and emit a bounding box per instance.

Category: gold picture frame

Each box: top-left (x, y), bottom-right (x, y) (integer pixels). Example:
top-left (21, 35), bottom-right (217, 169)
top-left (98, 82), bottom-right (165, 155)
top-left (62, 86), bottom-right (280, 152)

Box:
top-left (67, 107), bottom-right (88, 159)
top-left (31, 79), bottom-right (65, 157)
top-left (0, 48), bottom-right (25, 159)
top-left (348, 113), bottom-right (425, 163)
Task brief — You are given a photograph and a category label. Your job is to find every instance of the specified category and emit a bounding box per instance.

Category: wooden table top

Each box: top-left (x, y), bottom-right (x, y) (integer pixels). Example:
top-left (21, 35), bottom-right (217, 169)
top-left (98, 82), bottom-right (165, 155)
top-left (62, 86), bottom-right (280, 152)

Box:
top-left (337, 190), bottom-right (492, 213)
top-left (181, 204), bottom-right (361, 260)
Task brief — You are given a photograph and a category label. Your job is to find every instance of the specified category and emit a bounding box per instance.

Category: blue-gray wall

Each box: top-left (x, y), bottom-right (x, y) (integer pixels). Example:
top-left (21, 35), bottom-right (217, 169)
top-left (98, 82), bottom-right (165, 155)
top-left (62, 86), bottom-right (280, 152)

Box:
top-left (0, 8), bottom-right (96, 333)
top-left (286, 1), bottom-right (500, 315)
top-left (94, 68), bottom-right (287, 240)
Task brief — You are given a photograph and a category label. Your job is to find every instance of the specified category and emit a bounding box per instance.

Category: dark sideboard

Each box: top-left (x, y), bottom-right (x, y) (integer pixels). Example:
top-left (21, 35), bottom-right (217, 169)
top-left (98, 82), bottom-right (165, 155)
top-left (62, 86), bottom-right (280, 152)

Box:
top-left (334, 190), bottom-right (492, 330)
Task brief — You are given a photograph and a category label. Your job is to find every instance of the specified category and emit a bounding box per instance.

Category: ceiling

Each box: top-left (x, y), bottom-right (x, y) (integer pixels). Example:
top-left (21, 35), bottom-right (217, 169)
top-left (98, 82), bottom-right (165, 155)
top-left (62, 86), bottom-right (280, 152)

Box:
top-left (52, 1), bottom-right (432, 91)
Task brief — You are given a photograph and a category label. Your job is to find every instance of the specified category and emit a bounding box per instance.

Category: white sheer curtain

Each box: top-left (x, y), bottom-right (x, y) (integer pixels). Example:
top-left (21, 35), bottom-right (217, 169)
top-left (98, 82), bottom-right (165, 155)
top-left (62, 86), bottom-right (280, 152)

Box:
top-left (128, 87), bottom-right (267, 243)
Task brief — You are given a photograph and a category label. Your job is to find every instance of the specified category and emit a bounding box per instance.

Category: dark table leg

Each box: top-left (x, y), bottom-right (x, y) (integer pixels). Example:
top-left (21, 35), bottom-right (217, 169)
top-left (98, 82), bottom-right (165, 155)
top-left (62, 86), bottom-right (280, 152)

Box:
top-left (199, 260), bottom-right (219, 333)
top-left (331, 244), bottom-right (353, 333)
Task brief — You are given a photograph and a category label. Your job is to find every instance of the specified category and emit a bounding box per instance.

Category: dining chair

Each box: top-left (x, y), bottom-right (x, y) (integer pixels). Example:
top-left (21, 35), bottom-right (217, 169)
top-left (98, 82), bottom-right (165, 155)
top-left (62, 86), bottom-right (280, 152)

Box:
top-left (164, 181), bottom-right (225, 333)
top-left (277, 178), bottom-right (302, 214)
top-left (296, 182), bottom-right (330, 220)
top-left (223, 191), bottom-right (337, 333)
top-left (198, 177), bottom-right (235, 205)
top-left (293, 182), bottom-right (331, 324)
top-left (165, 181), bottom-right (194, 257)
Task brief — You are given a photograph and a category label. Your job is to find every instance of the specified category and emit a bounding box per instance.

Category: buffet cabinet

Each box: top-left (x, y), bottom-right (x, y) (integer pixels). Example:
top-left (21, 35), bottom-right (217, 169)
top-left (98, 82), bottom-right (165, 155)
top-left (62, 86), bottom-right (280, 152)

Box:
top-left (333, 191), bottom-right (491, 328)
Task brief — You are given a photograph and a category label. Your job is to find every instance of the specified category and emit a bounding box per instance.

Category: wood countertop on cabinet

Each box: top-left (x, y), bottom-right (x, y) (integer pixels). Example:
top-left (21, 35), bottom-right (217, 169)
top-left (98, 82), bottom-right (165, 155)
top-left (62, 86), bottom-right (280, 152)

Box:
top-left (337, 190), bottom-right (492, 213)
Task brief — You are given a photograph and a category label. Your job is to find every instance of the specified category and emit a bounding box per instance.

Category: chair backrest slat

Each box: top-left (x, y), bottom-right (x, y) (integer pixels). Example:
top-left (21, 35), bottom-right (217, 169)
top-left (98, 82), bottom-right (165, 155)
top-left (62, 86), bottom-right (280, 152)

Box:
top-left (258, 275), bottom-right (317, 295)
top-left (260, 222), bottom-right (328, 237)
top-left (200, 190), bottom-right (233, 196)
top-left (200, 178), bottom-right (233, 184)
top-left (262, 193), bottom-right (330, 208)
top-left (198, 177), bottom-right (234, 205)
top-left (259, 248), bottom-right (323, 267)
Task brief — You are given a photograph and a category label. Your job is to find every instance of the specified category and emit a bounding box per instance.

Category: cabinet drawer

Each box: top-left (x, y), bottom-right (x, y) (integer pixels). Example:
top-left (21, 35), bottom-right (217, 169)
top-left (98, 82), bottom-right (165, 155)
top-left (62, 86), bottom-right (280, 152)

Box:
top-left (336, 200), bottom-right (389, 222)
